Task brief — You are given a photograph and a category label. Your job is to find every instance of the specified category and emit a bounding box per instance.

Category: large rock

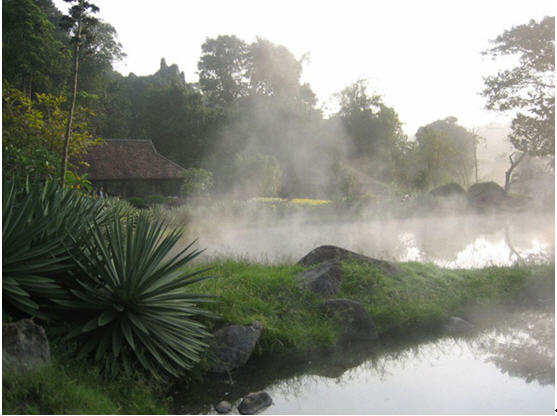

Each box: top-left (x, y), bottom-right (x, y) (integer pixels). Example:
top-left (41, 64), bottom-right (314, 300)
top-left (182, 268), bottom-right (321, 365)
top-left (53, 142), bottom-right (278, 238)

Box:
top-left (296, 259), bottom-right (343, 297)
top-left (298, 245), bottom-right (398, 275)
top-left (322, 299), bottom-right (379, 341)
top-left (238, 391), bottom-right (273, 414)
top-left (208, 322), bottom-right (263, 373)
top-left (443, 316), bottom-right (475, 335)
top-left (467, 181), bottom-right (506, 210)
top-left (214, 400), bottom-right (233, 414)
top-left (3, 319), bottom-right (50, 372)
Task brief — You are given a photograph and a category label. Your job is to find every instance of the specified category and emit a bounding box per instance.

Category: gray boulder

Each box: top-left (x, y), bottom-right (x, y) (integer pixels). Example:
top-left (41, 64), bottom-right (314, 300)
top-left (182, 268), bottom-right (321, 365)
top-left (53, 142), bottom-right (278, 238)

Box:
top-left (296, 259), bottom-right (343, 297)
top-left (323, 299), bottom-right (379, 341)
top-left (208, 322), bottom-right (263, 373)
top-left (3, 319), bottom-right (50, 372)
top-left (443, 316), bottom-right (475, 335)
top-left (298, 245), bottom-right (398, 275)
top-left (238, 391), bottom-right (273, 414)
top-left (214, 400), bottom-right (233, 414)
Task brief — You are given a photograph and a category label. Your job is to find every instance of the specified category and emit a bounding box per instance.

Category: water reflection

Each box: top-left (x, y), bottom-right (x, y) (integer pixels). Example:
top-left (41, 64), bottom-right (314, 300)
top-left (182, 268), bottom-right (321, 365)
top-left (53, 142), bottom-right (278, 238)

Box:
top-left (174, 306), bottom-right (554, 414)
top-left (195, 213), bottom-right (554, 268)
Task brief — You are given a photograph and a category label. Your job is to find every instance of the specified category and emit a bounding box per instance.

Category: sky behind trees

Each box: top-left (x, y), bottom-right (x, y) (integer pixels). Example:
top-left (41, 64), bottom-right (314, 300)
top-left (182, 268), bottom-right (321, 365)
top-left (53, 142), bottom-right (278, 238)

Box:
top-left (53, 0), bottom-right (554, 136)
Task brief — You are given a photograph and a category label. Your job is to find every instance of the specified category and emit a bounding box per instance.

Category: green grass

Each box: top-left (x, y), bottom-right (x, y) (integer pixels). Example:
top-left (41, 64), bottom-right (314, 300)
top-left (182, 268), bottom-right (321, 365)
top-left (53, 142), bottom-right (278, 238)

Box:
top-left (191, 260), bottom-right (554, 352)
top-left (194, 260), bottom-right (339, 354)
top-left (2, 343), bottom-right (169, 414)
top-left (4, 260), bottom-right (553, 414)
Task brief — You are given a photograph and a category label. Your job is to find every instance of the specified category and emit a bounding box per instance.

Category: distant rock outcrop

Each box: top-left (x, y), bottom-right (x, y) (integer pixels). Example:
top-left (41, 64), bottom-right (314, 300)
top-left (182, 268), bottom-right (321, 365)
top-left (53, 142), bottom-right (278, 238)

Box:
top-left (296, 259), bottom-right (343, 297)
top-left (298, 245), bottom-right (398, 275)
top-left (3, 319), bottom-right (50, 372)
top-left (322, 299), bottom-right (379, 341)
top-left (208, 322), bottom-right (263, 373)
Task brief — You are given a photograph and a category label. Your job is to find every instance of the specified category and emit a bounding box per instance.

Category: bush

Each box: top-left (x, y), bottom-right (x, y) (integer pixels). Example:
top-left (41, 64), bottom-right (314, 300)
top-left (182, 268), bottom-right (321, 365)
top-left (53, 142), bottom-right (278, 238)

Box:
top-left (181, 168), bottom-right (214, 199)
top-left (127, 196), bottom-right (147, 209)
top-left (145, 194), bottom-right (169, 206)
top-left (2, 178), bottom-right (106, 319)
top-left (56, 213), bottom-right (216, 379)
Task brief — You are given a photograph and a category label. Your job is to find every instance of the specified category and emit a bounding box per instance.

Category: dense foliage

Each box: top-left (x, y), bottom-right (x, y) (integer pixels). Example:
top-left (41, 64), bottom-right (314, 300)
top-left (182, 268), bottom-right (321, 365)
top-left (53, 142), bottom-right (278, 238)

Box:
top-left (2, 179), bottom-right (216, 380)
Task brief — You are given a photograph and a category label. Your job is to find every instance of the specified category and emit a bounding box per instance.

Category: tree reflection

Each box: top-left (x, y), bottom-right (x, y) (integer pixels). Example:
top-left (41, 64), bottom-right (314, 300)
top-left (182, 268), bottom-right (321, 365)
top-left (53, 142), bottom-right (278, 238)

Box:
top-left (480, 308), bottom-right (554, 386)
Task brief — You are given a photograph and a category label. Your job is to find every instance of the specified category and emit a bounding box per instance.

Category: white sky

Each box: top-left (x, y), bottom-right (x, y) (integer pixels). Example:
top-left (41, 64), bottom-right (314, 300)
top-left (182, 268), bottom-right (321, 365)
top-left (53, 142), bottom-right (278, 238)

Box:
top-left (54, 0), bottom-right (555, 136)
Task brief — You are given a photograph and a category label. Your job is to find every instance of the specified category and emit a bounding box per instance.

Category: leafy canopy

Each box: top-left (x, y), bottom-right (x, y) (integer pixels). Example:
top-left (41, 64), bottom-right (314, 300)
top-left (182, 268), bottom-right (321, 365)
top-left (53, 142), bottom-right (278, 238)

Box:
top-left (482, 16), bottom-right (555, 156)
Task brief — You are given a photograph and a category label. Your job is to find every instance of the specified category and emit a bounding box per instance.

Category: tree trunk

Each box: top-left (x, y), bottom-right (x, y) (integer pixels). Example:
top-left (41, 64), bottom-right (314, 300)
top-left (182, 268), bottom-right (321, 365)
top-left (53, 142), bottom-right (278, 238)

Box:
top-left (473, 139), bottom-right (479, 183)
top-left (60, 22), bottom-right (81, 187)
top-left (504, 151), bottom-right (526, 194)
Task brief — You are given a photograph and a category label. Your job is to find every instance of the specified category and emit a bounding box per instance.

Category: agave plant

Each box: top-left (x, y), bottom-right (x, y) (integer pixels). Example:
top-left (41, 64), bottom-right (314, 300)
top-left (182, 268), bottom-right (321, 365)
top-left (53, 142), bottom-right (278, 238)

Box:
top-left (57, 213), bottom-right (216, 379)
top-left (2, 178), bottom-right (106, 318)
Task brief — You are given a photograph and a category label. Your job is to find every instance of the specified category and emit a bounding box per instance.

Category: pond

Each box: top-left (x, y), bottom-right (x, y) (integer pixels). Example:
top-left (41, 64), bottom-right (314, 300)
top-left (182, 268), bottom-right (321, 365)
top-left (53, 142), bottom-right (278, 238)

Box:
top-left (195, 212), bottom-right (554, 268)
top-left (173, 305), bottom-right (554, 414)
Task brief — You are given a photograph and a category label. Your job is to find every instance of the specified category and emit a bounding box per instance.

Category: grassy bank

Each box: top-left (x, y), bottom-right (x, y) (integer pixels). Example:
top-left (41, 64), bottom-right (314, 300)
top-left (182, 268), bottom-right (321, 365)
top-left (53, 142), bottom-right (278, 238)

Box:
top-left (2, 343), bottom-right (169, 414)
top-left (4, 260), bottom-right (553, 413)
top-left (194, 260), bottom-right (555, 355)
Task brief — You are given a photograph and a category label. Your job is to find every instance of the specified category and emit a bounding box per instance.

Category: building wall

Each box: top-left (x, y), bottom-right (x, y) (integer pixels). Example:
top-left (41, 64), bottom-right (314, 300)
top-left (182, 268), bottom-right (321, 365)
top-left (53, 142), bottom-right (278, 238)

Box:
top-left (92, 179), bottom-right (182, 198)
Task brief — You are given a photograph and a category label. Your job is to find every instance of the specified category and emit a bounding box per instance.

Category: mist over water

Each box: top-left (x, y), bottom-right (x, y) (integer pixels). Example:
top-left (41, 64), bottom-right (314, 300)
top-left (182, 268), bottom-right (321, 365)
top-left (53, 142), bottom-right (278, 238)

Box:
top-left (186, 211), bottom-right (554, 268)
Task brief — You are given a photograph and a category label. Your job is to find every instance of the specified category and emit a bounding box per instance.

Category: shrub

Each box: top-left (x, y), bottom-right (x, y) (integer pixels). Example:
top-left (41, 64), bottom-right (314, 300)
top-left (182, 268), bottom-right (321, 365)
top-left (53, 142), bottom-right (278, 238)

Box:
top-left (127, 196), bottom-right (147, 209)
top-left (181, 168), bottom-right (214, 199)
top-left (2, 178), bottom-right (106, 319)
top-left (56, 213), bottom-right (216, 379)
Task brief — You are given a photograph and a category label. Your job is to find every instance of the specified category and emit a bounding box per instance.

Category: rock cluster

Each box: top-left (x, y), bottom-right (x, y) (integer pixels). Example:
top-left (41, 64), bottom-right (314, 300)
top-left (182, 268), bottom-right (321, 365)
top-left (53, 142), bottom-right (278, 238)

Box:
top-left (296, 245), bottom-right (384, 342)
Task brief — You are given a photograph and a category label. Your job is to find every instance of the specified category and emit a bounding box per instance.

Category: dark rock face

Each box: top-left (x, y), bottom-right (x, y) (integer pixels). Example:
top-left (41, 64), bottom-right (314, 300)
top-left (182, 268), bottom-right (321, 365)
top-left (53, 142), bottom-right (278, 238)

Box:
top-left (2, 319), bottom-right (50, 372)
top-left (443, 316), bottom-right (475, 335)
top-left (238, 391), bottom-right (273, 414)
top-left (214, 400), bottom-right (233, 414)
top-left (323, 299), bottom-right (379, 341)
top-left (298, 245), bottom-right (398, 275)
top-left (467, 181), bottom-right (506, 210)
top-left (208, 322), bottom-right (263, 373)
top-left (296, 259), bottom-right (343, 297)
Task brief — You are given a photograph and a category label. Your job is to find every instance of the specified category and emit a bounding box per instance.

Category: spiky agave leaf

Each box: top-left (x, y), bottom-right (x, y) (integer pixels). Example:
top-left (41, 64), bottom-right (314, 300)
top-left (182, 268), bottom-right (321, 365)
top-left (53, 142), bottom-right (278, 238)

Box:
top-left (58, 213), bottom-right (217, 379)
top-left (2, 179), bottom-right (107, 318)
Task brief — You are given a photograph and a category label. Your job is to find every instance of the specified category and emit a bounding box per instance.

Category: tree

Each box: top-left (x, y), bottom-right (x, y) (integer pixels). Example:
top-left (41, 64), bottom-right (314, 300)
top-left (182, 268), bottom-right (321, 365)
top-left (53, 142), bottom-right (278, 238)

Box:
top-left (481, 16), bottom-right (555, 191)
top-left (233, 153), bottom-right (283, 198)
top-left (59, 0), bottom-right (100, 187)
top-left (2, 82), bottom-right (100, 180)
top-left (2, 0), bottom-right (66, 97)
top-left (333, 79), bottom-right (407, 182)
top-left (198, 35), bottom-right (249, 107)
top-left (414, 117), bottom-right (477, 189)
top-left (180, 168), bottom-right (215, 199)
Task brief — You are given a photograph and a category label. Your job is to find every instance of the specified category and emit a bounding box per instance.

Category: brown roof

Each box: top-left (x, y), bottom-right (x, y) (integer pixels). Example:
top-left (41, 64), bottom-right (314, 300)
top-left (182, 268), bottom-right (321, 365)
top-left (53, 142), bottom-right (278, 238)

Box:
top-left (81, 139), bottom-right (184, 180)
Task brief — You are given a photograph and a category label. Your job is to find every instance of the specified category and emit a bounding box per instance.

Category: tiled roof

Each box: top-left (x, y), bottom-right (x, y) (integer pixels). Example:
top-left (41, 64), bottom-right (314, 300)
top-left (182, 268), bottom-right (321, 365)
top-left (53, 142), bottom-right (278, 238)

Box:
top-left (81, 139), bottom-right (184, 180)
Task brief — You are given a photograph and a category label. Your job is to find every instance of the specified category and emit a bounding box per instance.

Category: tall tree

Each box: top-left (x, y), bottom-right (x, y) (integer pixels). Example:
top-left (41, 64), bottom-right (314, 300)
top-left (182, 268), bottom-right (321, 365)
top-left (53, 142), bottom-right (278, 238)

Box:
top-left (414, 117), bottom-right (477, 189)
top-left (2, 0), bottom-right (66, 97)
top-left (59, 0), bottom-right (100, 186)
top-left (481, 16), bottom-right (555, 191)
top-left (333, 79), bottom-right (407, 182)
top-left (198, 35), bottom-right (249, 107)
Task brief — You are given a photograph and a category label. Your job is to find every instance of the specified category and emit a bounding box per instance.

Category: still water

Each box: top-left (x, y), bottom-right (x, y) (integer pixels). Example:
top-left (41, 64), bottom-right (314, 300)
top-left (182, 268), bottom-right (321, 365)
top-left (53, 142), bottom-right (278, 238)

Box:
top-left (174, 306), bottom-right (554, 414)
top-left (195, 213), bottom-right (554, 267)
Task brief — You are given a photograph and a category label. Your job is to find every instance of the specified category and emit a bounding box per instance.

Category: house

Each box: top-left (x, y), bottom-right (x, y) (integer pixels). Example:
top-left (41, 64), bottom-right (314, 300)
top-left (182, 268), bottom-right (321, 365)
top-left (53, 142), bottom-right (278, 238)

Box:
top-left (80, 139), bottom-right (185, 197)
